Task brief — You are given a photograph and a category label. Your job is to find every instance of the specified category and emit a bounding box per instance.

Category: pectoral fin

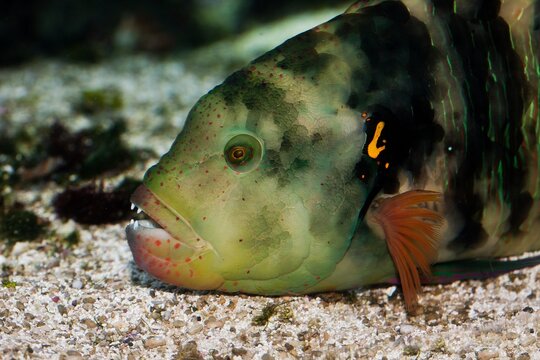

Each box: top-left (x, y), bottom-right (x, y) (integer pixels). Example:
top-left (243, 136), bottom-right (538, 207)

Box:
top-left (370, 190), bottom-right (444, 309)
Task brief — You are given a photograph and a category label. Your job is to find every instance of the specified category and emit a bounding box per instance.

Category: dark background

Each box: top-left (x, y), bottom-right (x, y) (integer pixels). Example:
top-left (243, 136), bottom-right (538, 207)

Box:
top-left (0, 0), bottom-right (349, 66)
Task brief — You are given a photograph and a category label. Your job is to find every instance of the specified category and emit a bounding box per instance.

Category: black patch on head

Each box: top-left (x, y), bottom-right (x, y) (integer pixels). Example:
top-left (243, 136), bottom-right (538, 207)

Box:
top-left (335, 5), bottom-right (444, 197)
top-left (432, 1), bottom-right (530, 252)
top-left (274, 30), bottom-right (337, 79)
top-left (221, 69), bottom-right (299, 131)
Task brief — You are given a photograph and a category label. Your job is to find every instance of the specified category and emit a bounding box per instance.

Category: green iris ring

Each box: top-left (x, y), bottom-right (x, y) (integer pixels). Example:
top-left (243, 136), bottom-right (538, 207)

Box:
top-left (224, 133), bottom-right (263, 172)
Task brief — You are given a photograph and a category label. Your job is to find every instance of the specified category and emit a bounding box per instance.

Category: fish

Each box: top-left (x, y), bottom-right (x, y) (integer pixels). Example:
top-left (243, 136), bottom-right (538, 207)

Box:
top-left (126, 0), bottom-right (540, 309)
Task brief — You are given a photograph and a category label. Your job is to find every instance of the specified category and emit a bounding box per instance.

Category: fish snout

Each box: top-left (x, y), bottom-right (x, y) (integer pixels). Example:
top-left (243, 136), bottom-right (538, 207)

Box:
top-left (126, 208), bottom-right (224, 290)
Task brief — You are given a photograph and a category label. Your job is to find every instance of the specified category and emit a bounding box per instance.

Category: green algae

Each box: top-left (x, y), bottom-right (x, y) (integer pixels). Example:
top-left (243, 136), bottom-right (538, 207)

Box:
top-left (62, 230), bottom-right (81, 247)
top-left (53, 178), bottom-right (141, 225)
top-left (78, 88), bottom-right (124, 114)
top-left (251, 303), bottom-right (278, 326)
top-left (0, 210), bottom-right (46, 244)
top-left (251, 301), bottom-right (295, 326)
top-left (14, 120), bottom-right (147, 183)
top-left (1, 279), bottom-right (17, 288)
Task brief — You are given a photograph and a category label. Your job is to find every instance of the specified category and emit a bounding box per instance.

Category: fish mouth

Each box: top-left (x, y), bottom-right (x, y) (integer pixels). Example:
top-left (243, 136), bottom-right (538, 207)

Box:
top-left (126, 185), bottom-right (223, 290)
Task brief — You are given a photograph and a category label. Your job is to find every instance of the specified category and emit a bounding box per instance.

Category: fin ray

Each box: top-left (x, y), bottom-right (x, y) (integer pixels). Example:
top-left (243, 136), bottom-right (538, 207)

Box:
top-left (371, 190), bottom-right (444, 309)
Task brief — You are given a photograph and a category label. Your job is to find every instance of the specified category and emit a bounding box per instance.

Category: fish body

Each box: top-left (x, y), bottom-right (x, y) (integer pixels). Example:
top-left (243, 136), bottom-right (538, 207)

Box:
top-left (127, 0), bottom-right (540, 306)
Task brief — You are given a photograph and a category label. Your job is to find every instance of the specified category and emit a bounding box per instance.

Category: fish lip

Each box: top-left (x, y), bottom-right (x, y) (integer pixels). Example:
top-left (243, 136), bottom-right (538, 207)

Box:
top-left (128, 184), bottom-right (205, 248)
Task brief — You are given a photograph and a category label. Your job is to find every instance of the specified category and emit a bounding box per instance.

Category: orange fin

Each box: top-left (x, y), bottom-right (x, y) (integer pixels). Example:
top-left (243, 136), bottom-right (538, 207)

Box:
top-left (370, 190), bottom-right (444, 310)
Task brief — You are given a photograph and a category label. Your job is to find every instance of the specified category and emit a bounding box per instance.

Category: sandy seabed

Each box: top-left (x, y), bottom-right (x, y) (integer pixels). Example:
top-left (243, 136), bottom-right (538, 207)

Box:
top-left (0, 7), bottom-right (539, 360)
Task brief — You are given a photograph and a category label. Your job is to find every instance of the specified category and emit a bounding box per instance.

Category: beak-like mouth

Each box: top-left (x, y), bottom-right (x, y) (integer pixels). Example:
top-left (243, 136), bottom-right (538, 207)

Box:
top-left (126, 185), bottom-right (224, 290)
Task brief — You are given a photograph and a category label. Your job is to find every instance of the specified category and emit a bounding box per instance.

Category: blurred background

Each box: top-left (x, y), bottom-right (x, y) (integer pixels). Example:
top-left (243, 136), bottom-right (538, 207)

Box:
top-left (1, 0), bottom-right (349, 66)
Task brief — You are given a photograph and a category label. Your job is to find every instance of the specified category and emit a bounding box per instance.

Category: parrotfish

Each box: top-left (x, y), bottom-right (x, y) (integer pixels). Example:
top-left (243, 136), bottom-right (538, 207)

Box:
top-left (127, 0), bottom-right (540, 308)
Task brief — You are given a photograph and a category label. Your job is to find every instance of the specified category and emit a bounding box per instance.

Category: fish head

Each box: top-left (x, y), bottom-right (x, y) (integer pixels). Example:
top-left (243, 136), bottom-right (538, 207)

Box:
top-left (127, 29), bottom-right (377, 294)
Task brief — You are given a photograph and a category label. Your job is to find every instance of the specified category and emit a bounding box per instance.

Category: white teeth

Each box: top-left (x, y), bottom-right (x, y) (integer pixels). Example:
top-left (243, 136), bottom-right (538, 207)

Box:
top-left (130, 219), bottom-right (162, 230)
top-left (137, 208), bottom-right (143, 214)
top-left (131, 203), bottom-right (135, 210)
top-left (130, 219), bottom-right (134, 224)
top-left (138, 220), bottom-right (160, 229)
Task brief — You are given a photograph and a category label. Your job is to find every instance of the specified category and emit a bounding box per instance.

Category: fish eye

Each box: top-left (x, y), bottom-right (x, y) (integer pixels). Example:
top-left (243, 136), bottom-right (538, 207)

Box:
top-left (229, 146), bottom-right (248, 162)
top-left (224, 134), bottom-right (263, 172)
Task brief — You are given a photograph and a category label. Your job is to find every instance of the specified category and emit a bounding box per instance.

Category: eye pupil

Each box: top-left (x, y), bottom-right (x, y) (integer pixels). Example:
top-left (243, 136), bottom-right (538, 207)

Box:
top-left (232, 148), bottom-right (245, 160)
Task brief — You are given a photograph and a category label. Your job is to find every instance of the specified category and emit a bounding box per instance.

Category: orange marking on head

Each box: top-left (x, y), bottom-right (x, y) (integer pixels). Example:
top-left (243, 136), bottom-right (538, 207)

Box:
top-left (185, 257), bottom-right (191, 263)
top-left (155, 240), bottom-right (161, 247)
top-left (174, 243), bottom-right (181, 249)
top-left (367, 122), bottom-right (386, 159)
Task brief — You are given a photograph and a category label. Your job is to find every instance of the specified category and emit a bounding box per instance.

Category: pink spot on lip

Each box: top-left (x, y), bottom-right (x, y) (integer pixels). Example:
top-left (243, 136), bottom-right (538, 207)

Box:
top-left (189, 269), bottom-right (194, 278)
